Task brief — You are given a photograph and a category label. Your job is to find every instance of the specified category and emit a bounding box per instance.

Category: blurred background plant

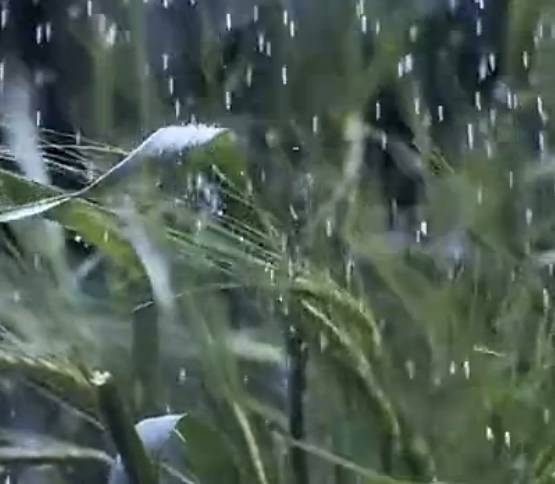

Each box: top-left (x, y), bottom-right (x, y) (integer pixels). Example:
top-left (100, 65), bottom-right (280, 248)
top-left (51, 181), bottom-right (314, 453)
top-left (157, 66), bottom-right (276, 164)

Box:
top-left (0, 0), bottom-right (554, 483)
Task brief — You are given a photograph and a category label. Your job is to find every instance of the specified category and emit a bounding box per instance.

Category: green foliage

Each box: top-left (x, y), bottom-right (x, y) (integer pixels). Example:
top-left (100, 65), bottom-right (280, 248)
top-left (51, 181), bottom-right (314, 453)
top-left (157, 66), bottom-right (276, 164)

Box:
top-left (175, 415), bottom-right (240, 484)
top-left (3, 0), bottom-right (555, 483)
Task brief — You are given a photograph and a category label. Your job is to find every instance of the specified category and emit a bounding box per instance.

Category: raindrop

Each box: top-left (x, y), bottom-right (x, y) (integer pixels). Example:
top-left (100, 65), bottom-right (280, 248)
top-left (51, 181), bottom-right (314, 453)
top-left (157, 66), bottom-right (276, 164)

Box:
top-left (0, 6), bottom-right (8, 30)
top-left (319, 332), bottom-right (329, 352)
top-left (437, 104), bottom-right (444, 122)
top-left (33, 253), bottom-right (41, 270)
top-left (36, 110), bottom-right (42, 127)
top-left (376, 100), bottom-right (381, 120)
top-left (504, 431), bottom-right (511, 448)
top-left (225, 12), bottom-right (232, 31)
top-left (257, 32), bottom-right (265, 53)
top-left (522, 50), bottom-right (530, 69)
top-left (86, 0), bottom-right (93, 17)
top-left (506, 90), bottom-right (514, 109)
top-left (476, 17), bottom-right (482, 36)
top-left (99, 18), bottom-right (117, 47)
top-left (283, 9), bottom-right (288, 26)
top-left (404, 53), bottom-right (413, 74)
top-left (525, 208), bottom-right (533, 226)
top-left (391, 198), bottom-right (398, 220)
top-left (287, 256), bottom-right (295, 279)
top-left (162, 53), bottom-right (169, 71)
top-left (380, 132), bottom-right (387, 150)
top-left (374, 20), bottom-right (381, 35)
top-left (512, 92), bottom-right (519, 109)
top-left (543, 288), bottom-right (550, 312)
top-left (345, 256), bottom-right (355, 286)
top-left (479, 56), bottom-right (488, 81)
top-left (281, 65), bottom-right (288, 85)
top-left (477, 185), bottom-right (483, 205)
top-left (509, 170), bottom-right (514, 189)
top-left (538, 96), bottom-right (548, 123)
top-left (485, 140), bottom-right (493, 158)
top-left (539, 130), bottom-right (546, 153)
top-left (325, 218), bottom-right (334, 237)
top-left (246, 64), bottom-right (253, 86)
top-left (449, 360), bottom-right (456, 375)
top-left (253, 5), bottom-right (259, 22)
top-left (45, 22), bottom-right (52, 42)
top-left (405, 359), bottom-right (415, 380)
top-left (225, 91), bottom-right (232, 110)
top-left (489, 108), bottom-right (497, 126)
top-left (486, 426), bottom-right (494, 441)
top-left (36, 24), bottom-right (44, 45)
top-left (419, 220), bottom-right (428, 236)
top-left (413, 97), bottom-right (420, 115)
top-left (289, 21), bottom-right (296, 38)
top-left (195, 218), bottom-right (204, 232)
top-left (488, 53), bottom-right (496, 72)
top-left (536, 22), bottom-right (545, 41)
top-left (168, 76), bottom-right (174, 96)
top-left (174, 98), bottom-right (181, 118)
top-left (544, 408), bottom-right (551, 424)
top-left (474, 91), bottom-right (482, 110)
top-left (361, 15), bottom-right (367, 34)
top-left (466, 123), bottom-right (475, 149)
top-left (312, 115), bottom-right (319, 134)
top-left (463, 360), bottom-right (470, 379)
top-left (409, 24), bottom-right (418, 42)
top-left (178, 368), bottom-right (187, 383)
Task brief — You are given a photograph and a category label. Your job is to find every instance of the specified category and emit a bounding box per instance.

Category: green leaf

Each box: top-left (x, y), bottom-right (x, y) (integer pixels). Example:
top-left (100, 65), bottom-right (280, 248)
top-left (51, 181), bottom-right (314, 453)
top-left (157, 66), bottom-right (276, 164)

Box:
top-left (186, 131), bottom-right (248, 188)
top-left (0, 166), bottom-right (142, 275)
top-left (175, 414), bottom-right (240, 484)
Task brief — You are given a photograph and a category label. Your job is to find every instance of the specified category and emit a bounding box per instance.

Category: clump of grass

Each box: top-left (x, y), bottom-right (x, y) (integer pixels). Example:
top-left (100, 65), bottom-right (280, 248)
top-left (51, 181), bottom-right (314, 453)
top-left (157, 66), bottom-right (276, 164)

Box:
top-left (1, 0), bottom-right (555, 483)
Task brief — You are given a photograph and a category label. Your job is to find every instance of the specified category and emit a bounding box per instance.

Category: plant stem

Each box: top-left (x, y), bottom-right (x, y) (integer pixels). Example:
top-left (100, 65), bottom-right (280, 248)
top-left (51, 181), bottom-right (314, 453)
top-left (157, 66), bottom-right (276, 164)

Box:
top-left (287, 327), bottom-right (308, 484)
top-left (92, 371), bottom-right (158, 484)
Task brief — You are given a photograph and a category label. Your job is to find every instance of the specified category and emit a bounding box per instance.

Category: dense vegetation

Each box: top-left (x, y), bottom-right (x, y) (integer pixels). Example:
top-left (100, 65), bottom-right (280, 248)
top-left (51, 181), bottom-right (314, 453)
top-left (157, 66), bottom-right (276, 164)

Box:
top-left (0, 0), bottom-right (554, 483)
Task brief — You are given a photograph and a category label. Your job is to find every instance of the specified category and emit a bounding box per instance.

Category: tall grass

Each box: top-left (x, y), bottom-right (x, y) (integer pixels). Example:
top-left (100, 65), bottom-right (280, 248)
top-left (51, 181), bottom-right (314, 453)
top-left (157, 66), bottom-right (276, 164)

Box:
top-left (0, 0), bottom-right (555, 483)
